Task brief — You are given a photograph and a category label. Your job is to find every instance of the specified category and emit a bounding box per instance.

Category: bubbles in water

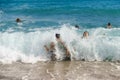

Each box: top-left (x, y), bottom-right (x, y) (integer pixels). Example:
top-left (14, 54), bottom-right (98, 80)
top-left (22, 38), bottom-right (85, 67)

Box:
top-left (0, 24), bottom-right (120, 63)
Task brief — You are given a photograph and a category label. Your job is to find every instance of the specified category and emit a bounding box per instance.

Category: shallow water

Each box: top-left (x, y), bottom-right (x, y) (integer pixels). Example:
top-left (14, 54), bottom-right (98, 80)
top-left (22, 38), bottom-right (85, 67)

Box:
top-left (0, 61), bottom-right (120, 80)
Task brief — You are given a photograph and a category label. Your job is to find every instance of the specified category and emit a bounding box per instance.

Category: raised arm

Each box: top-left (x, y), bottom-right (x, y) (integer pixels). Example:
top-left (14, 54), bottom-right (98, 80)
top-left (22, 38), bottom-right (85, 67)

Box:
top-left (59, 39), bottom-right (70, 56)
top-left (44, 45), bottom-right (49, 52)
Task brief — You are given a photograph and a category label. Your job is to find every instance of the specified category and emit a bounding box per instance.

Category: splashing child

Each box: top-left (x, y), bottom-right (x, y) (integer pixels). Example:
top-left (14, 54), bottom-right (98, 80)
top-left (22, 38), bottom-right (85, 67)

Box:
top-left (44, 42), bottom-right (56, 61)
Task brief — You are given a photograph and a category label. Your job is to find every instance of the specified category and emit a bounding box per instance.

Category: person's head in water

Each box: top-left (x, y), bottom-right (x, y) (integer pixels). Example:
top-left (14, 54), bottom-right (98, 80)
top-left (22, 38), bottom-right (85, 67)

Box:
top-left (55, 33), bottom-right (60, 39)
top-left (83, 31), bottom-right (89, 38)
top-left (16, 18), bottom-right (21, 22)
top-left (75, 25), bottom-right (80, 29)
top-left (107, 22), bottom-right (112, 29)
top-left (108, 22), bottom-right (111, 26)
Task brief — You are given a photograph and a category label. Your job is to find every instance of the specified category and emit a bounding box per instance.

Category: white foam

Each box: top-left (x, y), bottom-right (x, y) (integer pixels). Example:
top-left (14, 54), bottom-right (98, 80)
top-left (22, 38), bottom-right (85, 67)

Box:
top-left (0, 25), bottom-right (120, 63)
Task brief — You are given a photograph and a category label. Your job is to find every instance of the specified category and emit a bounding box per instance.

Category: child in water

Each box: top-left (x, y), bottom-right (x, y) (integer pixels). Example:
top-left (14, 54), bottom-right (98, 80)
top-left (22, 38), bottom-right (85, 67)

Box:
top-left (44, 42), bottom-right (56, 61)
top-left (82, 31), bottom-right (89, 38)
top-left (16, 18), bottom-right (22, 23)
top-left (55, 33), bottom-right (71, 61)
top-left (107, 22), bottom-right (112, 29)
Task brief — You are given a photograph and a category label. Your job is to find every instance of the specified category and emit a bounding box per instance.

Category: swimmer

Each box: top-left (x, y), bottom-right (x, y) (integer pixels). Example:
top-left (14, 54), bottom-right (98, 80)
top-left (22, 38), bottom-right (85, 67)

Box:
top-left (16, 18), bottom-right (22, 23)
top-left (44, 42), bottom-right (56, 61)
top-left (75, 25), bottom-right (80, 29)
top-left (55, 33), bottom-right (71, 61)
top-left (82, 31), bottom-right (89, 38)
top-left (107, 22), bottom-right (112, 29)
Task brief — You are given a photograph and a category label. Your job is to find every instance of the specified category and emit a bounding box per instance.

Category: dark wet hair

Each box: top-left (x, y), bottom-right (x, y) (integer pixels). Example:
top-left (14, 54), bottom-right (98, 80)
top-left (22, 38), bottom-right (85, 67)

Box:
top-left (75, 25), bottom-right (79, 29)
top-left (108, 22), bottom-right (111, 26)
top-left (16, 18), bottom-right (21, 22)
top-left (55, 33), bottom-right (60, 38)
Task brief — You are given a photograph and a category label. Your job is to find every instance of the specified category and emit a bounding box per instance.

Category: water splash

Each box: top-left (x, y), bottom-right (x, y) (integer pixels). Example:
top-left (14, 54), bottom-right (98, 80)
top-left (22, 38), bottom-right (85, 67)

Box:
top-left (0, 24), bottom-right (119, 63)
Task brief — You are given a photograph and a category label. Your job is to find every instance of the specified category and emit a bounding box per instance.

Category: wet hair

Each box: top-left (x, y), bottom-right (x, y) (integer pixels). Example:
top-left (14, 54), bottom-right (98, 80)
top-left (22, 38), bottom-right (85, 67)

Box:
top-left (16, 18), bottom-right (21, 22)
top-left (108, 22), bottom-right (111, 26)
top-left (75, 25), bottom-right (79, 29)
top-left (55, 33), bottom-right (60, 39)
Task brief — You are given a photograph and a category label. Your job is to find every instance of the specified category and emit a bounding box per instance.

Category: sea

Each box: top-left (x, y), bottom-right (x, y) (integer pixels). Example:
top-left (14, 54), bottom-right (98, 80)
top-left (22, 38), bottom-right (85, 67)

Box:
top-left (0, 0), bottom-right (120, 63)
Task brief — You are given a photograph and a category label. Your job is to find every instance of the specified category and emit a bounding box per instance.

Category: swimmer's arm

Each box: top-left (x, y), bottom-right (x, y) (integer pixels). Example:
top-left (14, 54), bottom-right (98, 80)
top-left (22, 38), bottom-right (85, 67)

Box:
top-left (66, 49), bottom-right (70, 56)
top-left (59, 39), bottom-right (71, 56)
top-left (44, 45), bottom-right (49, 51)
top-left (59, 40), bottom-right (66, 48)
top-left (61, 42), bottom-right (70, 56)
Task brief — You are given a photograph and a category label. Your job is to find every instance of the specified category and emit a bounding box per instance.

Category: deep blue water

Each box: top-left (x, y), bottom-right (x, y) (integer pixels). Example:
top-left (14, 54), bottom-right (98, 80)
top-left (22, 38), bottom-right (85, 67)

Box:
top-left (0, 0), bottom-right (120, 31)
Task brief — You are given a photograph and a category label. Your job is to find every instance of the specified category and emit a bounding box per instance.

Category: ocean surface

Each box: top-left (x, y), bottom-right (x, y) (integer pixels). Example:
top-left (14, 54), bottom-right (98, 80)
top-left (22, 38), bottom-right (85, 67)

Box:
top-left (0, 0), bottom-right (120, 63)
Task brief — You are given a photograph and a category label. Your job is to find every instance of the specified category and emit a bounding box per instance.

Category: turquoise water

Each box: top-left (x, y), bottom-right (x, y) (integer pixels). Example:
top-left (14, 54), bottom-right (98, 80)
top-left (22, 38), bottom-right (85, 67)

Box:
top-left (0, 0), bottom-right (120, 63)
top-left (1, 0), bottom-right (120, 30)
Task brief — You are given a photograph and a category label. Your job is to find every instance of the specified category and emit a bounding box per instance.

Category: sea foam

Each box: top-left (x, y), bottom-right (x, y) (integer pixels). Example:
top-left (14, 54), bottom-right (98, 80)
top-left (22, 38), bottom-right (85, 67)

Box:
top-left (0, 24), bottom-right (120, 63)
